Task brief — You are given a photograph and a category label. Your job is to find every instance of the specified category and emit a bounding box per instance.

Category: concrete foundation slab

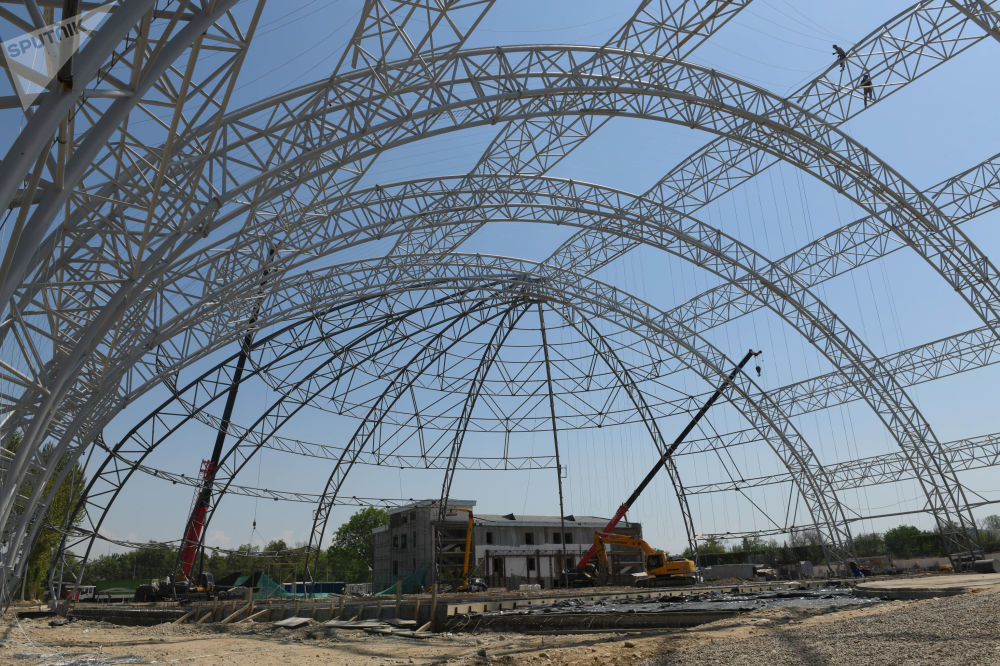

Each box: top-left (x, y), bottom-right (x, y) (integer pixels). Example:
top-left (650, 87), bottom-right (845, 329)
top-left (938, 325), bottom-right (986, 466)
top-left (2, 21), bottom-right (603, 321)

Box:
top-left (856, 573), bottom-right (1000, 599)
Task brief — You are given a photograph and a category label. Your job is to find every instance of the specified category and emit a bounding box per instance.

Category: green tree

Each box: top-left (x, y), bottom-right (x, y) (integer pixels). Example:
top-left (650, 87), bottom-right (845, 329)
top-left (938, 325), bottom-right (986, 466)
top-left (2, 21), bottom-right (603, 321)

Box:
top-left (5, 433), bottom-right (87, 599)
top-left (325, 507), bottom-right (388, 583)
top-left (683, 535), bottom-right (725, 559)
top-left (980, 515), bottom-right (1000, 532)
top-left (853, 532), bottom-right (885, 557)
top-left (980, 515), bottom-right (1000, 551)
top-left (265, 539), bottom-right (289, 553)
top-left (733, 536), bottom-right (767, 554)
top-left (884, 525), bottom-right (924, 558)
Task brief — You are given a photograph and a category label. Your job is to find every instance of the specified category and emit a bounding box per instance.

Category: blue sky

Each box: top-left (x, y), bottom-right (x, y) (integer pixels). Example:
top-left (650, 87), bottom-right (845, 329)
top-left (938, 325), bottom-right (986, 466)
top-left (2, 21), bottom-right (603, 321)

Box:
top-left (6, 1), bottom-right (1000, 561)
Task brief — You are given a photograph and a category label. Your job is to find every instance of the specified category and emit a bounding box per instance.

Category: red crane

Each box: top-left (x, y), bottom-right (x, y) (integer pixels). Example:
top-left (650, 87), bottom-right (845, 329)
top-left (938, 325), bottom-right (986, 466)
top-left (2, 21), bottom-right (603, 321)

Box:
top-left (576, 349), bottom-right (762, 571)
top-left (178, 460), bottom-right (216, 578)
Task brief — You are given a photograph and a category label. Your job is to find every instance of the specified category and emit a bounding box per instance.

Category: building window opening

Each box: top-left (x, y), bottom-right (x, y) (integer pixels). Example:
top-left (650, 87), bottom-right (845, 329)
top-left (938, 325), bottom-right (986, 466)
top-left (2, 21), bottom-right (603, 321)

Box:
top-left (392, 561), bottom-right (398, 577)
top-left (400, 534), bottom-right (407, 548)
top-left (486, 531), bottom-right (493, 545)
top-left (525, 532), bottom-right (534, 545)
top-left (392, 535), bottom-right (399, 548)
top-left (564, 533), bottom-right (573, 544)
top-left (527, 557), bottom-right (536, 572)
top-left (552, 532), bottom-right (561, 544)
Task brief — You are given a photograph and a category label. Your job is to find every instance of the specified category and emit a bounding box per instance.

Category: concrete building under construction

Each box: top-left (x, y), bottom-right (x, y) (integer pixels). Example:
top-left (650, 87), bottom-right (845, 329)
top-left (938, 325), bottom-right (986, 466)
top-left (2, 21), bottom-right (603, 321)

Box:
top-left (372, 500), bottom-right (643, 591)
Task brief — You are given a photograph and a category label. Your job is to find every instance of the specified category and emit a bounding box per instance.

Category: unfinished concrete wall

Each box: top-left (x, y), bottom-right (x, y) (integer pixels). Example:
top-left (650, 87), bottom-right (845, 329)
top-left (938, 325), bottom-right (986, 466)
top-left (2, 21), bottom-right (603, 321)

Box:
top-left (372, 502), bottom-right (648, 590)
top-left (373, 501), bottom-right (474, 591)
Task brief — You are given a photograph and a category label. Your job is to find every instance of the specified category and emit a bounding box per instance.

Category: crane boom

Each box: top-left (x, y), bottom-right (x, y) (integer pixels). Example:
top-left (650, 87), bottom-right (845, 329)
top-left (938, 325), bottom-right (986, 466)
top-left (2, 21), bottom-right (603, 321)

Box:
top-left (176, 248), bottom-right (275, 579)
top-left (576, 349), bottom-right (762, 571)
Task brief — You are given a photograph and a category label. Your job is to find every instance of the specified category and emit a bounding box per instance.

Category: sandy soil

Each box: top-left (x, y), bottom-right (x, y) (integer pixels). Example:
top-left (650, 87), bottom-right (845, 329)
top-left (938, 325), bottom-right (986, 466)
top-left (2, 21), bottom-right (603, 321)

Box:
top-left (3, 590), bottom-right (997, 665)
top-left (1, 609), bottom-right (673, 665)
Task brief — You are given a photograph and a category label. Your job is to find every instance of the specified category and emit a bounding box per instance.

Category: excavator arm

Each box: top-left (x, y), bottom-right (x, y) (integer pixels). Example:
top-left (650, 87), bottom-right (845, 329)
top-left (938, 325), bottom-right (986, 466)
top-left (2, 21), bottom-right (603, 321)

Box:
top-left (595, 532), bottom-right (658, 557)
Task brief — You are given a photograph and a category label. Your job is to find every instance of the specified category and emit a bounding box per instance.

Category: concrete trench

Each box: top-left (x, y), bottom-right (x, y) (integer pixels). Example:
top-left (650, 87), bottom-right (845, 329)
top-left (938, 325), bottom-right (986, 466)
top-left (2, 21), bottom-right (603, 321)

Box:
top-left (58, 579), bottom-right (874, 631)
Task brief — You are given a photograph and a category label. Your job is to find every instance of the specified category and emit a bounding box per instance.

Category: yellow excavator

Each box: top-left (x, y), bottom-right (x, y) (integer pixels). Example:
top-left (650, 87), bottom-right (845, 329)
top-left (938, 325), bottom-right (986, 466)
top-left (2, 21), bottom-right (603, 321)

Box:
top-left (592, 532), bottom-right (697, 587)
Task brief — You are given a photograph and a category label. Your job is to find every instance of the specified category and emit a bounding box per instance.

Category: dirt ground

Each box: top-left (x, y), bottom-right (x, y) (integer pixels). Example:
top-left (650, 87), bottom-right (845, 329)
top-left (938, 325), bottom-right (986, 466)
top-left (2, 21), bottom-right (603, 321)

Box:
top-left (2, 591), bottom-right (995, 665)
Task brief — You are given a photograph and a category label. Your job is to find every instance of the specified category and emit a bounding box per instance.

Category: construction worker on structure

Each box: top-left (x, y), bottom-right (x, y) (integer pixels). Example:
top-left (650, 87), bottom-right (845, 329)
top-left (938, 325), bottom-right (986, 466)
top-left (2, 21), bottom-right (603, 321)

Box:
top-left (832, 44), bottom-right (847, 71)
top-left (859, 70), bottom-right (875, 107)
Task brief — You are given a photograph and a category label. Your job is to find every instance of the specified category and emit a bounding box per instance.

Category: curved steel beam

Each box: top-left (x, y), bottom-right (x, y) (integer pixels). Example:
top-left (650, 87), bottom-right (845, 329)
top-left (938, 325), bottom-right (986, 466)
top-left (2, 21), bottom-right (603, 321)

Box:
top-left (300, 295), bottom-right (524, 581)
top-left (10, 40), bottom-right (1000, 438)
top-left (55, 287), bottom-right (491, 586)
top-left (5, 41), bottom-right (989, 592)
top-left (11, 140), bottom-right (984, 596)
top-left (557, 305), bottom-right (700, 555)
top-left (61, 256), bottom-right (851, 587)
top-left (74, 171), bottom-right (973, 556)
top-left (9, 43), bottom-right (1000, 538)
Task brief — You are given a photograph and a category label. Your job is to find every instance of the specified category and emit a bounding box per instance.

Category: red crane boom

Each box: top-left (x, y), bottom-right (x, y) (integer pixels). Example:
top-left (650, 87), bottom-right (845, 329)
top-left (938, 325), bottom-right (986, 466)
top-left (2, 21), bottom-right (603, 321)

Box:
top-left (577, 349), bottom-right (762, 571)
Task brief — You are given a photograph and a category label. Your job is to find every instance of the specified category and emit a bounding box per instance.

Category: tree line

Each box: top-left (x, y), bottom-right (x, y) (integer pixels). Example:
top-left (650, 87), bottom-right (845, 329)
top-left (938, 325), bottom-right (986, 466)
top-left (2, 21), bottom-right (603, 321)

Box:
top-left (682, 516), bottom-right (1000, 566)
top-left (79, 507), bottom-right (389, 586)
top-left (2, 422), bottom-right (388, 595)
top-left (9, 419), bottom-right (1000, 595)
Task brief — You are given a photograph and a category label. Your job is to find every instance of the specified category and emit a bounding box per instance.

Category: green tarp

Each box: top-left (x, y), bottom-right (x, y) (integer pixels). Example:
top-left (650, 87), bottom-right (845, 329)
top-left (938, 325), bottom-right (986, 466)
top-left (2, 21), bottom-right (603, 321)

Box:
top-left (253, 573), bottom-right (292, 599)
top-left (375, 568), bottom-right (428, 596)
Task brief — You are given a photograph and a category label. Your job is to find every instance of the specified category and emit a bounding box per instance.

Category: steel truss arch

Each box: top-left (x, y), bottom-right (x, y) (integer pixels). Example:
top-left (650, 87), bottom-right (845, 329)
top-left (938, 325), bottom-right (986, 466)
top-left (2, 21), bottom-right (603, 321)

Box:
top-left (86, 167), bottom-right (970, 556)
top-left (10, 41), bottom-right (1000, 520)
top-left (53, 287), bottom-right (500, 587)
top-left (5, 137), bottom-right (992, 592)
top-left (11, 37), bottom-right (1000, 416)
top-left (250, 263), bottom-right (854, 576)
top-left (53, 254), bottom-right (855, 589)
top-left (9, 14), bottom-right (1000, 456)
top-left (18, 0), bottom-right (990, 313)
top-left (111, 167), bottom-right (985, 554)
top-left (17, 143), bottom-right (992, 588)
top-left (0, 6), bottom-right (992, 596)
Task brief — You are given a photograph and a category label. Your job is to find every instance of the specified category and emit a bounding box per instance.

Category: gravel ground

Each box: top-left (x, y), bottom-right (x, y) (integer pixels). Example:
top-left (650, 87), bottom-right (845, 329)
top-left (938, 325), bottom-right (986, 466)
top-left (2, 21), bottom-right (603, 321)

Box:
top-left (652, 590), bottom-right (1000, 665)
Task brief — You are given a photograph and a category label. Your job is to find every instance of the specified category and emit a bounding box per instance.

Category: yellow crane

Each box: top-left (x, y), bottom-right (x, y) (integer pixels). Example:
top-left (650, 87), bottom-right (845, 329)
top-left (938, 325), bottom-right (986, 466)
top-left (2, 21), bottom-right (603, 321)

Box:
top-left (450, 508), bottom-right (487, 592)
top-left (592, 532), bottom-right (696, 587)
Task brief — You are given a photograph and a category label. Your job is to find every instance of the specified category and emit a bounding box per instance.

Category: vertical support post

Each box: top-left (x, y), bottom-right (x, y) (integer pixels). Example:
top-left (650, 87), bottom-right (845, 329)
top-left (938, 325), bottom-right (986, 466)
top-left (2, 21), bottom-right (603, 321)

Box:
top-left (538, 303), bottom-right (568, 582)
top-left (430, 584), bottom-right (438, 632)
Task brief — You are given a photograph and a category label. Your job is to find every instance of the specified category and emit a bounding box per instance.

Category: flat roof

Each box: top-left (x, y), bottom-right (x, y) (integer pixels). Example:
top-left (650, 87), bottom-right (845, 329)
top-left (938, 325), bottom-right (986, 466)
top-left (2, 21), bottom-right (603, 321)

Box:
top-left (475, 514), bottom-right (639, 529)
top-left (387, 499), bottom-right (477, 515)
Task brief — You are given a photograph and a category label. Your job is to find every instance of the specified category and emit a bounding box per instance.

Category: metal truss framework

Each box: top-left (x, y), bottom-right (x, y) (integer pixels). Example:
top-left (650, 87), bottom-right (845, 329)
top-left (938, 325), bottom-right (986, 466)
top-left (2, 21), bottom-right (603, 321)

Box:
top-left (96, 170), bottom-right (974, 555)
top-left (0, 0), bottom-right (996, 603)
top-left (50, 254), bottom-right (857, 588)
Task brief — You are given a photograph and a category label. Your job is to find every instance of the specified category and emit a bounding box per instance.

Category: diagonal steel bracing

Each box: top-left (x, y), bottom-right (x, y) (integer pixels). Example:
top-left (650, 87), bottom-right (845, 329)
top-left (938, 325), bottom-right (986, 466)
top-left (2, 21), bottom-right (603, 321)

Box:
top-left (302, 295), bottom-right (521, 580)
top-left (2, 2), bottom-right (999, 605)
top-left (545, 0), bottom-right (1000, 277)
